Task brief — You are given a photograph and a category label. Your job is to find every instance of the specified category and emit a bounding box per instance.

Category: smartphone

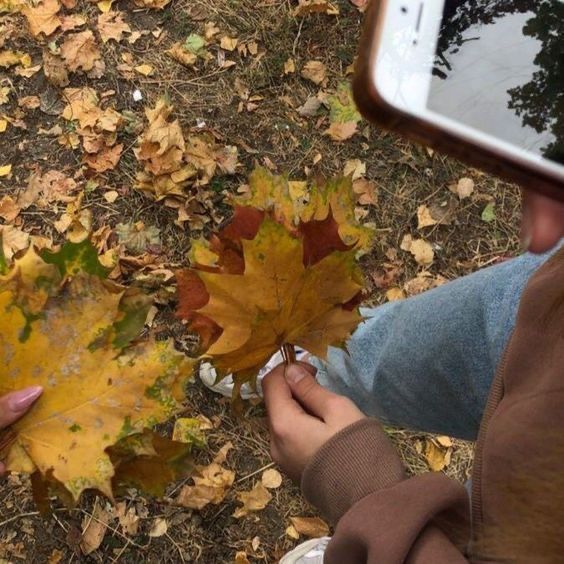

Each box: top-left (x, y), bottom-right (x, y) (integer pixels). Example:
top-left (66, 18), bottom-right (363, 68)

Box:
top-left (354, 0), bottom-right (564, 200)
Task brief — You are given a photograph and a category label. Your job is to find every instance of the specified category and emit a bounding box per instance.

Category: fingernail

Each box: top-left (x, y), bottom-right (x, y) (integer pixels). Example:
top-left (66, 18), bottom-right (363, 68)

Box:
top-left (521, 206), bottom-right (533, 251)
top-left (8, 386), bottom-right (43, 412)
top-left (285, 365), bottom-right (306, 384)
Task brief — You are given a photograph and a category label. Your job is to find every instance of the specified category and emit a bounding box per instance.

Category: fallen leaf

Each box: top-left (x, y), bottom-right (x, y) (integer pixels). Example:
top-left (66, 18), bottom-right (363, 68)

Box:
top-left (0, 195), bottom-right (20, 222)
top-left (83, 143), bottom-right (123, 172)
top-left (135, 63), bottom-right (154, 76)
top-left (400, 234), bottom-right (434, 266)
top-left (286, 524), bottom-right (300, 539)
top-left (325, 83), bottom-right (362, 141)
top-left (261, 468), bottom-right (282, 489)
top-left (0, 243), bottom-right (192, 503)
top-left (417, 205), bottom-right (438, 229)
top-left (235, 552), bottom-right (251, 564)
top-left (451, 177), bottom-right (475, 200)
top-left (176, 460), bottom-right (235, 510)
top-left (115, 502), bottom-right (139, 535)
top-left (133, 0), bottom-right (170, 8)
top-left (353, 178), bottom-right (378, 206)
top-left (290, 516), bottom-right (330, 538)
top-left (294, 0), bottom-right (339, 15)
top-left (61, 30), bottom-right (102, 72)
top-left (481, 202), bottom-right (496, 223)
top-left (343, 159), bottom-right (366, 181)
top-left (1, 225), bottom-right (29, 259)
top-left (301, 60), bottom-right (326, 85)
top-left (297, 96), bottom-right (321, 118)
top-left (116, 221), bottom-right (161, 254)
top-left (80, 500), bottom-right (113, 555)
top-left (436, 436), bottom-right (453, 448)
top-left (148, 517), bottom-right (168, 538)
top-left (42, 50), bottom-right (69, 87)
top-left (0, 164), bottom-right (12, 177)
top-left (424, 439), bottom-right (451, 472)
top-left (21, 0), bottom-right (61, 37)
top-left (233, 481), bottom-right (272, 518)
top-left (167, 42), bottom-right (197, 67)
top-left (284, 58), bottom-right (295, 74)
top-left (385, 287), bottom-right (405, 302)
top-left (220, 36), bottom-right (238, 51)
top-left (97, 11), bottom-right (130, 43)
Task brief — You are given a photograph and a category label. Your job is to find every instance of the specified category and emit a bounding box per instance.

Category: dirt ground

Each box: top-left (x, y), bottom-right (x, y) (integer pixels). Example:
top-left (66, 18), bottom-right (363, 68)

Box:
top-left (0, 0), bottom-right (523, 562)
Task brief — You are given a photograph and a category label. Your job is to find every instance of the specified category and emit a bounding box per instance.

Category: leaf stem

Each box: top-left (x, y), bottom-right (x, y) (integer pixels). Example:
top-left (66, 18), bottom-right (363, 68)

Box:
top-left (281, 343), bottom-right (296, 365)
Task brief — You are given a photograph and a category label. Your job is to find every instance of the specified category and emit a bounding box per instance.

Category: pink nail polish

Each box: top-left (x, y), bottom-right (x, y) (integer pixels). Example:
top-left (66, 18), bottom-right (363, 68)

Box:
top-left (8, 386), bottom-right (43, 412)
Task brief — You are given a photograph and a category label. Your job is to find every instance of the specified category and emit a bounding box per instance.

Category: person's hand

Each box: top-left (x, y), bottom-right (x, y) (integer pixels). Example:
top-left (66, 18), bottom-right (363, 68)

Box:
top-left (0, 386), bottom-right (42, 475)
top-left (522, 190), bottom-right (564, 253)
top-left (262, 362), bottom-right (364, 482)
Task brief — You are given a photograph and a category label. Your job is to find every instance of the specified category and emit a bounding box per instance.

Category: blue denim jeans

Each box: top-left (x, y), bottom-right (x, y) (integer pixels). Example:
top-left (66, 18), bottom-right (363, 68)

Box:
top-left (314, 248), bottom-right (559, 441)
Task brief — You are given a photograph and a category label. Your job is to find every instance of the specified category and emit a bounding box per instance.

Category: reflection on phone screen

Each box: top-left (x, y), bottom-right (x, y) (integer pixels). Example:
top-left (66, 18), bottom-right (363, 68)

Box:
top-left (428, 0), bottom-right (564, 166)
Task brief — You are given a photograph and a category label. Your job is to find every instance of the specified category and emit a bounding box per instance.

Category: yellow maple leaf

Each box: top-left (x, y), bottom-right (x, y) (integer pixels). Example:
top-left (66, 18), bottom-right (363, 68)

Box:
top-left (21, 0), bottom-right (61, 37)
top-left (177, 217), bottom-right (363, 393)
top-left (0, 248), bottom-right (193, 501)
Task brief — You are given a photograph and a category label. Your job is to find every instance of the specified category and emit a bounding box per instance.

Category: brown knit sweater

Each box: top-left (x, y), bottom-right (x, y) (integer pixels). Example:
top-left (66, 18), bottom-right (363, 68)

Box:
top-left (301, 248), bottom-right (564, 563)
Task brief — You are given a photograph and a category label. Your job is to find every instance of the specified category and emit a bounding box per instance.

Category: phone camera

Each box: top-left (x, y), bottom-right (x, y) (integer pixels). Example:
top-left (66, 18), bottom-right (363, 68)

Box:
top-left (401, 6), bottom-right (408, 13)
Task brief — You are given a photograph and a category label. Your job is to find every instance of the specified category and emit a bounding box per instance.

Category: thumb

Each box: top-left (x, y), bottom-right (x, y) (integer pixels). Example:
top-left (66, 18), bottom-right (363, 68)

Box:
top-left (284, 364), bottom-right (335, 420)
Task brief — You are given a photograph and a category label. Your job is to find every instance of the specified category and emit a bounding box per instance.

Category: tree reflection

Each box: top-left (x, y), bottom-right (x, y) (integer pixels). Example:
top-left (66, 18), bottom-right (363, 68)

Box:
top-left (434, 0), bottom-right (564, 165)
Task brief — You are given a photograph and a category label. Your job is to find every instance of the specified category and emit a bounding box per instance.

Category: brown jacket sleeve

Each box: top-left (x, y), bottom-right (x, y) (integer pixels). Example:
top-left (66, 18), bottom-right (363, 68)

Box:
top-left (301, 419), bottom-right (470, 563)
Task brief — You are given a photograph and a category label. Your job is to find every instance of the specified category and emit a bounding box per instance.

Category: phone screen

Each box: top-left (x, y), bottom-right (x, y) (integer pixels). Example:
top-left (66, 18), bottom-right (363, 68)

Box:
top-left (427, 0), bottom-right (564, 167)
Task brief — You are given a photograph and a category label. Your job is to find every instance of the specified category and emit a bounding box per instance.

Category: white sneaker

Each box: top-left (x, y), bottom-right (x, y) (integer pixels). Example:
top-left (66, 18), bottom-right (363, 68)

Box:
top-left (279, 537), bottom-right (331, 564)
top-left (199, 349), bottom-right (307, 399)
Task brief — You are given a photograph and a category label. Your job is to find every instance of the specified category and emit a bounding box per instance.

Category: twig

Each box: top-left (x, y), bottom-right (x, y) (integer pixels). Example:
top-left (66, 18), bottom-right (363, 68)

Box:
top-left (235, 461), bottom-right (275, 484)
top-left (0, 511), bottom-right (40, 528)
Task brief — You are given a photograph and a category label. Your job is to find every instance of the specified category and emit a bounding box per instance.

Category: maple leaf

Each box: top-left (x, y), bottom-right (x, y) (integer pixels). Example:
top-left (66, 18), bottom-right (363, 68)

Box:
top-left (177, 213), bottom-right (363, 395)
top-left (61, 30), bottom-right (102, 73)
top-left (0, 242), bottom-right (194, 503)
top-left (236, 168), bottom-right (374, 253)
top-left (325, 83), bottom-right (362, 141)
top-left (97, 11), bottom-right (130, 43)
top-left (21, 0), bottom-right (61, 37)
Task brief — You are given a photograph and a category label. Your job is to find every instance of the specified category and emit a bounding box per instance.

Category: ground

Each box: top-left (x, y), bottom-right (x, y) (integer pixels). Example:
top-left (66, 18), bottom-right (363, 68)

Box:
top-left (0, 0), bottom-right (522, 562)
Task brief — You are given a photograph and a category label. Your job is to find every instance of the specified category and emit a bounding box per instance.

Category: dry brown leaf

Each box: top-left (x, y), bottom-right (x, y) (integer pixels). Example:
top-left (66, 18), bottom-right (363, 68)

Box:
top-left (83, 143), bottom-right (123, 172)
top-left (21, 0), bottom-right (61, 37)
top-left (61, 30), bottom-right (102, 72)
top-left (80, 501), bottom-right (113, 555)
top-left (133, 0), bottom-right (170, 8)
top-left (297, 96), bottom-right (321, 118)
top-left (235, 552), bottom-right (251, 564)
top-left (233, 481), bottom-right (272, 518)
top-left (301, 60), bottom-right (326, 85)
top-left (0, 195), bottom-right (20, 222)
top-left (353, 178), bottom-right (378, 206)
top-left (424, 440), bottom-right (451, 472)
top-left (97, 11), bottom-right (130, 43)
top-left (115, 502), bottom-right (139, 535)
top-left (261, 468), bottom-right (282, 489)
top-left (436, 436), bottom-right (453, 448)
top-left (167, 42), bottom-right (197, 67)
top-left (220, 36), bottom-right (238, 51)
top-left (343, 158), bottom-right (366, 181)
top-left (42, 50), bottom-right (69, 87)
top-left (290, 516), bottom-right (330, 538)
top-left (417, 205), bottom-right (438, 229)
top-left (18, 96), bottom-right (40, 110)
top-left (148, 517), bottom-right (168, 538)
top-left (286, 524), bottom-right (300, 539)
top-left (386, 287), bottom-right (405, 302)
top-left (19, 170), bottom-right (79, 208)
top-left (400, 234), bottom-right (434, 266)
top-left (135, 63), bottom-right (154, 76)
top-left (451, 177), bottom-right (475, 200)
top-left (1, 225), bottom-right (29, 260)
top-left (294, 0), bottom-right (339, 15)
top-left (284, 57), bottom-right (295, 74)
top-left (325, 121), bottom-right (357, 141)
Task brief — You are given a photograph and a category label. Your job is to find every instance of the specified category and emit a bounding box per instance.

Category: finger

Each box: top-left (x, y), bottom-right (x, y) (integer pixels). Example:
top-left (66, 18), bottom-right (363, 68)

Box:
top-left (284, 364), bottom-right (340, 419)
top-left (0, 387), bottom-right (43, 429)
top-left (522, 190), bottom-right (564, 254)
top-left (295, 360), bottom-right (317, 376)
top-left (262, 364), bottom-right (306, 418)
